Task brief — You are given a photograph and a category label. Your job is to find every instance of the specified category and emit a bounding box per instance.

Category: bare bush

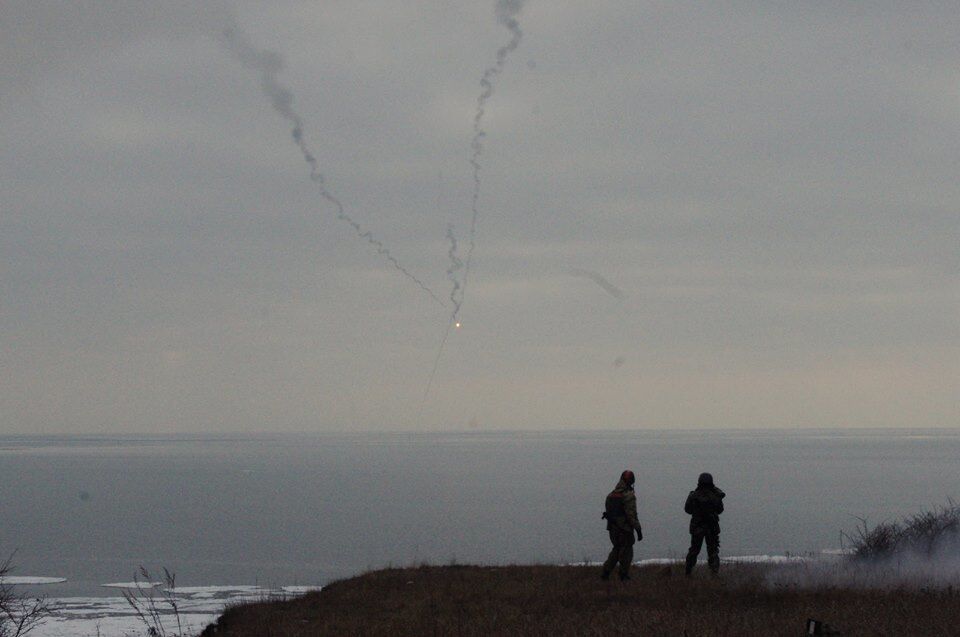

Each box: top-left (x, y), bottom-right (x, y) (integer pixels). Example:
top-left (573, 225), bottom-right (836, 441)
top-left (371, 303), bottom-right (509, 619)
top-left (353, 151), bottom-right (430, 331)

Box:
top-left (0, 555), bottom-right (50, 637)
top-left (844, 501), bottom-right (960, 561)
top-left (121, 567), bottom-right (183, 637)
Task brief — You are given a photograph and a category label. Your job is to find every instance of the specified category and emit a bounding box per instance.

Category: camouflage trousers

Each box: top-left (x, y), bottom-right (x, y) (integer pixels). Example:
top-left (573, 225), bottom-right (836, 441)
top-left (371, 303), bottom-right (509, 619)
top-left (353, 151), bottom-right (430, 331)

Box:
top-left (685, 527), bottom-right (720, 574)
top-left (602, 529), bottom-right (635, 577)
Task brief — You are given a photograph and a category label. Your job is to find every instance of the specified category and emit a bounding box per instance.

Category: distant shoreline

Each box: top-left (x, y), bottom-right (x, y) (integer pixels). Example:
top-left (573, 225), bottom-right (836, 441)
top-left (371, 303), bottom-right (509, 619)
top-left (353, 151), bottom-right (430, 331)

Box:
top-left (2, 426), bottom-right (959, 438)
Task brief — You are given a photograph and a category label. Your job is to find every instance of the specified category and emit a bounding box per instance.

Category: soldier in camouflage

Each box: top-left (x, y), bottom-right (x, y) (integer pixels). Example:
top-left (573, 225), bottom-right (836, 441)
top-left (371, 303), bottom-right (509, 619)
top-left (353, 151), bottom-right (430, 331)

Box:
top-left (684, 472), bottom-right (725, 576)
top-left (601, 470), bottom-right (643, 581)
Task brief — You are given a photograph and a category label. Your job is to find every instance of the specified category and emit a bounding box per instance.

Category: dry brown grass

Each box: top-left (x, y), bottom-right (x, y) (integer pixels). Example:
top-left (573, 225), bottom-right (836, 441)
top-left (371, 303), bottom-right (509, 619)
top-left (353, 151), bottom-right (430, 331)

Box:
top-left (198, 563), bottom-right (960, 636)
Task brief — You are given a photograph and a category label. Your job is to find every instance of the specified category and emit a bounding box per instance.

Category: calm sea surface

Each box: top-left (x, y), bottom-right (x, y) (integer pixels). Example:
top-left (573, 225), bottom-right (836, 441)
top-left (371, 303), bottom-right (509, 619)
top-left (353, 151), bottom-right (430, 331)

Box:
top-left (2, 429), bottom-right (958, 600)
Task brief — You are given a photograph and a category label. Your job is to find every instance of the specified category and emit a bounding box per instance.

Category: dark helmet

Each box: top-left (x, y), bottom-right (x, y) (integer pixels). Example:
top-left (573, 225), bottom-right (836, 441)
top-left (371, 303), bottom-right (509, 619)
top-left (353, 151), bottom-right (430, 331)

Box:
top-left (697, 472), bottom-right (714, 487)
top-left (620, 470), bottom-right (635, 486)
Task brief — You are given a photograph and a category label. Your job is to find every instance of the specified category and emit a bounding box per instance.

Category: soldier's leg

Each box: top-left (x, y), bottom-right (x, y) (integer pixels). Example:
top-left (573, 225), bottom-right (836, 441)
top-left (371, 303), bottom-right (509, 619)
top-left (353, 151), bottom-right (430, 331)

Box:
top-left (618, 541), bottom-right (634, 579)
top-left (685, 530), bottom-right (704, 575)
top-left (706, 531), bottom-right (720, 574)
top-left (601, 530), bottom-right (619, 578)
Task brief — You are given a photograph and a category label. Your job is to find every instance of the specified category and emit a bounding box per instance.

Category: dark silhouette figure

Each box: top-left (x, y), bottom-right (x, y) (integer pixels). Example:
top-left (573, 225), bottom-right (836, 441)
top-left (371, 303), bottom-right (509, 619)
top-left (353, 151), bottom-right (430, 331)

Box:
top-left (601, 470), bottom-right (643, 580)
top-left (684, 472), bottom-right (725, 575)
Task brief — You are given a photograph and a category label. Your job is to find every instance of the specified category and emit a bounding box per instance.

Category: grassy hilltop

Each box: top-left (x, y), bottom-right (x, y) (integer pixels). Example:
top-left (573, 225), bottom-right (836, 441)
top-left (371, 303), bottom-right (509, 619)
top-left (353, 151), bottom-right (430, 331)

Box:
top-left (198, 563), bottom-right (960, 636)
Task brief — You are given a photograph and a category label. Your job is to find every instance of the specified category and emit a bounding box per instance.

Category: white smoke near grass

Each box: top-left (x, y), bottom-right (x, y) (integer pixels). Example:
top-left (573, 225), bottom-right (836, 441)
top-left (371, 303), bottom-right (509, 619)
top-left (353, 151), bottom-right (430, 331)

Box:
top-left (766, 503), bottom-right (960, 589)
top-left (763, 551), bottom-right (960, 590)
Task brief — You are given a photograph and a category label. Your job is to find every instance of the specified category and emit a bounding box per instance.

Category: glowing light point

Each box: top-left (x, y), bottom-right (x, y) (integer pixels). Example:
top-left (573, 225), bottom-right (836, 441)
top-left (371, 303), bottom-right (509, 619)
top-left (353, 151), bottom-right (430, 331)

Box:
top-left (454, 322), bottom-right (461, 329)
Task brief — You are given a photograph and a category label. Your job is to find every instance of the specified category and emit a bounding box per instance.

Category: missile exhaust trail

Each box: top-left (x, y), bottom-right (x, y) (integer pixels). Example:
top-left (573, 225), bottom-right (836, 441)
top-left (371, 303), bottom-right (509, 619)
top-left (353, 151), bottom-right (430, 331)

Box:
top-left (223, 28), bottom-right (444, 307)
top-left (421, 1), bottom-right (527, 414)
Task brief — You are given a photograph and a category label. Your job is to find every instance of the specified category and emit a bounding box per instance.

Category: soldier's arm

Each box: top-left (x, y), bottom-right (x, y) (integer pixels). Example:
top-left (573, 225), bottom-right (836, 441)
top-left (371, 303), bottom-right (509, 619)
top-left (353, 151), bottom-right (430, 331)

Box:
top-left (623, 491), bottom-right (642, 530)
top-left (714, 488), bottom-right (725, 514)
top-left (684, 492), bottom-right (695, 515)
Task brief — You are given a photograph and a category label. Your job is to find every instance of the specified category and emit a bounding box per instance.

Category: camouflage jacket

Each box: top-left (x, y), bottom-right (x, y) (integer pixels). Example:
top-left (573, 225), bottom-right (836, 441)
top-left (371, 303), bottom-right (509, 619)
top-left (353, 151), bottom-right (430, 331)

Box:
top-left (684, 485), bottom-right (725, 533)
top-left (604, 479), bottom-right (642, 533)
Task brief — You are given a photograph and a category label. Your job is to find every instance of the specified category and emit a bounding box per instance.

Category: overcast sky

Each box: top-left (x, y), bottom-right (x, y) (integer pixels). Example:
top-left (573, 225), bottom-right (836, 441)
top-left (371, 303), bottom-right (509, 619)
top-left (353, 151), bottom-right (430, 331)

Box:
top-left (2, 1), bottom-right (958, 433)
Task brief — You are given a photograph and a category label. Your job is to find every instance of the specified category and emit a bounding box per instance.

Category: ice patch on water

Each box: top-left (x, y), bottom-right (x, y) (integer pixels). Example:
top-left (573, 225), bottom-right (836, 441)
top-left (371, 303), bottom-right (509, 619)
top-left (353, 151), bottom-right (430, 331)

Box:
top-left (820, 548), bottom-right (856, 556)
top-left (33, 614), bottom-right (217, 637)
top-left (566, 559), bottom-right (680, 567)
top-left (101, 581), bottom-right (162, 589)
top-left (722, 555), bottom-right (811, 564)
top-left (282, 585), bottom-right (323, 594)
top-left (569, 553), bottom-right (836, 568)
top-left (0, 576), bottom-right (67, 585)
top-left (166, 585), bottom-right (264, 593)
top-left (166, 585), bottom-right (268, 599)
top-left (19, 582), bottom-right (325, 636)
top-left (29, 596), bottom-right (220, 637)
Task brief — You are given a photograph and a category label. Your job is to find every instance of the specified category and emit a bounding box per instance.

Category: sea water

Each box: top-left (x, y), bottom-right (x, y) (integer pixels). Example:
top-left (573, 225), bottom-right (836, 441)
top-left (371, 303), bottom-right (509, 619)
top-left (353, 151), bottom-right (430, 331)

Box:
top-left (2, 429), bottom-right (958, 635)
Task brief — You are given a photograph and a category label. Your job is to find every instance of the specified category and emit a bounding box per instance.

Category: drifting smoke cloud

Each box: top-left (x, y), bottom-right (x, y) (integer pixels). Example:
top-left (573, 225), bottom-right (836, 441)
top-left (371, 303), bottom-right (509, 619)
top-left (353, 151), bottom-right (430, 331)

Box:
top-left (222, 28), bottom-right (443, 306)
top-left (767, 505), bottom-right (960, 589)
top-left (763, 549), bottom-right (960, 590)
top-left (569, 268), bottom-right (625, 300)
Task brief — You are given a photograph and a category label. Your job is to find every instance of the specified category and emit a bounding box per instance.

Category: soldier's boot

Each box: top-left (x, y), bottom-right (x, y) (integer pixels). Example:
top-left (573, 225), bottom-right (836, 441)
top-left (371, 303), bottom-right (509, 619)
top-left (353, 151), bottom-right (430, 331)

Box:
top-left (601, 547), bottom-right (619, 580)
top-left (707, 540), bottom-right (720, 575)
top-left (621, 544), bottom-right (634, 578)
top-left (686, 531), bottom-right (704, 576)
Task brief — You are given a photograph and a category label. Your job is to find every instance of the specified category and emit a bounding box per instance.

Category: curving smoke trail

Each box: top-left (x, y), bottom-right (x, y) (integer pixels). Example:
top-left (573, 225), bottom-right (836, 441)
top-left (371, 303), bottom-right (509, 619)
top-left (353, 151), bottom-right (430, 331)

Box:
top-left (445, 225), bottom-right (463, 307)
top-left (569, 268), bottom-right (625, 300)
top-left (421, 1), bottom-right (526, 415)
top-left (223, 28), bottom-right (444, 306)
top-left (420, 225), bottom-right (463, 406)
top-left (452, 0), bottom-right (526, 323)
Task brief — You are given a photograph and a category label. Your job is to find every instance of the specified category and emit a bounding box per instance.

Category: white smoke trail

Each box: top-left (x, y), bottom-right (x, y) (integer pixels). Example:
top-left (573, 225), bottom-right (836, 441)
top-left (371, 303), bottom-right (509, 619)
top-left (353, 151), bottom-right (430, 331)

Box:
top-left (419, 226), bottom-right (463, 411)
top-left (452, 0), bottom-right (526, 323)
top-left (420, 1), bottom-right (526, 414)
top-left (445, 225), bottom-right (463, 308)
top-left (569, 268), bottom-right (625, 300)
top-left (222, 28), bottom-right (444, 306)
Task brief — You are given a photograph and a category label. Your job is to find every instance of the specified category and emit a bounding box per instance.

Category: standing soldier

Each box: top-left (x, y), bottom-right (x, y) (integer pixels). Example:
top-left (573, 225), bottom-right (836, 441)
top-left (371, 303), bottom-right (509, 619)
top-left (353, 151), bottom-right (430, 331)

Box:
top-left (601, 470), bottom-right (643, 581)
top-left (684, 472), bottom-right (725, 576)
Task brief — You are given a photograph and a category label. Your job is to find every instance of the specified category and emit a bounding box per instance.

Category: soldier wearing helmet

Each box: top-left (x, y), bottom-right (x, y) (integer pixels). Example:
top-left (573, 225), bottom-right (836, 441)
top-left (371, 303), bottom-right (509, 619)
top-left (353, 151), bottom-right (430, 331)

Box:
top-left (684, 472), bottom-right (725, 576)
top-left (600, 470), bottom-right (644, 580)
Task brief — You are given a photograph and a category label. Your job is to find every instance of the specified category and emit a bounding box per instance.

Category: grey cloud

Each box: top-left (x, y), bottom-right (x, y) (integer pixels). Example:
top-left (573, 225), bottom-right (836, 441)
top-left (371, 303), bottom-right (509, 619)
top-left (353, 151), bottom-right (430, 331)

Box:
top-left (1, 2), bottom-right (957, 432)
top-left (0, 1), bottom-right (233, 97)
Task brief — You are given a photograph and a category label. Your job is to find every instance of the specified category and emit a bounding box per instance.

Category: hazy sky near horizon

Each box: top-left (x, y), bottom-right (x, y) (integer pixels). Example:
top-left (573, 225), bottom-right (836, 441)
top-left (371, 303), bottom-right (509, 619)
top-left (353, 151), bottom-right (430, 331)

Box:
top-left (2, 1), bottom-right (958, 433)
